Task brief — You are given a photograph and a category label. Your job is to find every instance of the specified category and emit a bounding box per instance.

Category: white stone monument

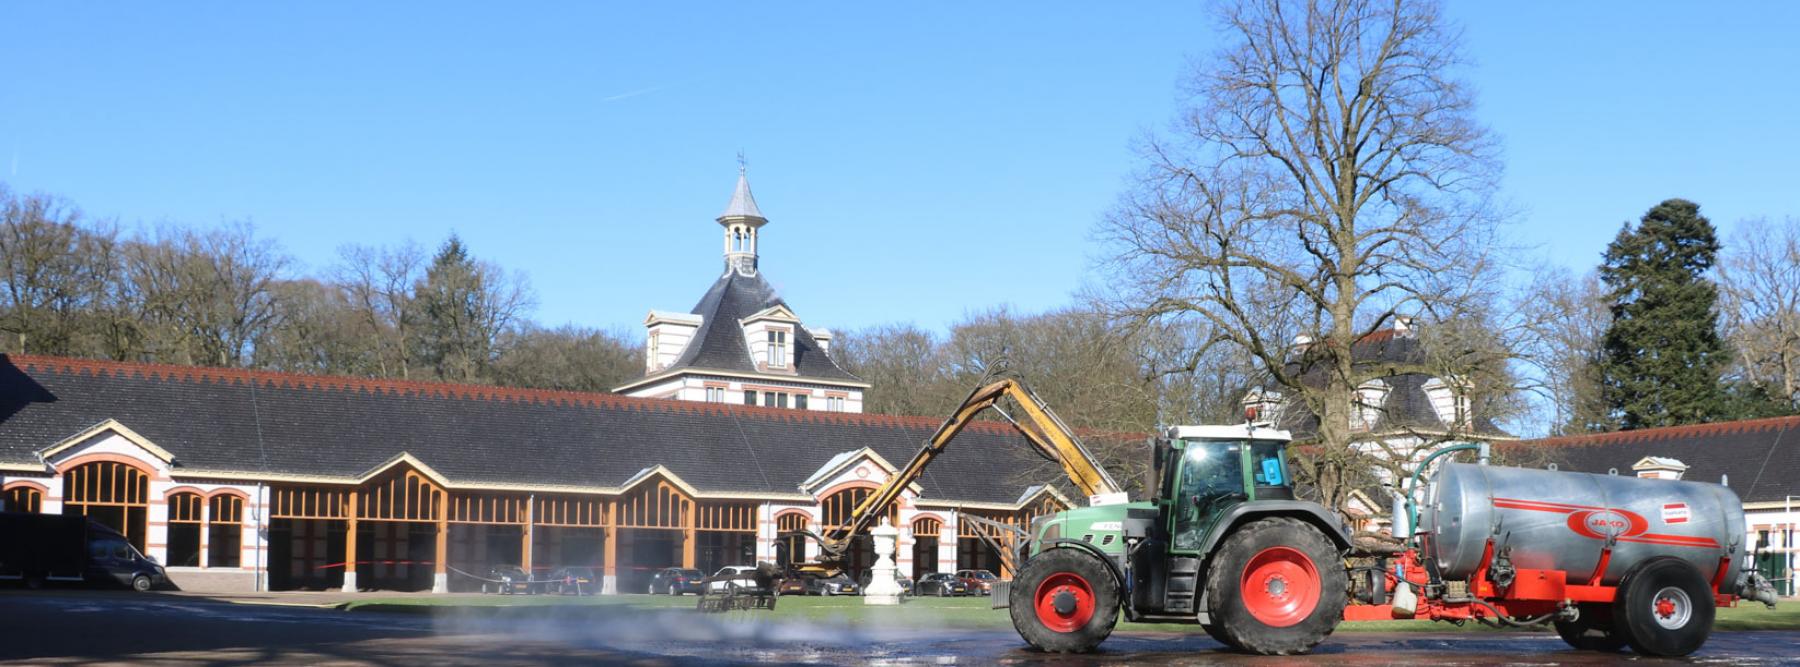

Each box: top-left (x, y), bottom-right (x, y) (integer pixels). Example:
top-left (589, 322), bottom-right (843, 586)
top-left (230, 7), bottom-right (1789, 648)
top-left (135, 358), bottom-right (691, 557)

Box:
top-left (863, 517), bottom-right (903, 605)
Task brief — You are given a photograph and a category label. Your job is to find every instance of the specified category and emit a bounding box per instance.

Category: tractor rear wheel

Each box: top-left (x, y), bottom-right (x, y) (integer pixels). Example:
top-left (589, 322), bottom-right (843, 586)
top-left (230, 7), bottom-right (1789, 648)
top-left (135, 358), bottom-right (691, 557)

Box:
top-left (1553, 603), bottom-right (1627, 652)
top-left (1008, 548), bottom-right (1120, 653)
top-left (1613, 557), bottom-right (1713, 657)
top-left (1204, 517), bottom-right (1345, 655)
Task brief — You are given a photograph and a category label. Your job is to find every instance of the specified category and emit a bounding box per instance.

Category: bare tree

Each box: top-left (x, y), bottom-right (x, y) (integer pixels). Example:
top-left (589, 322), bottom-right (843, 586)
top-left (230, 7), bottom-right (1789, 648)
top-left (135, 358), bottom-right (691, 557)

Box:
top-left (491, 323), bottom-right (642, 392)
top-left (122, 222), bottom-right (289, 366)
top-left (835, 323), bottom-right (952, 418)
top-left (0, 186), bottom-right (122, 356)
top-left (256, 278), bottom-right (379, 375)
top-left (1516, 266), bottom-right (1612, 434)
top-left (334, 242), bottom-right (427, 379)
top-left (1719, 217), bottom-right (1800, 410)
top-left (1098, 0), bottom-right (1503, 511)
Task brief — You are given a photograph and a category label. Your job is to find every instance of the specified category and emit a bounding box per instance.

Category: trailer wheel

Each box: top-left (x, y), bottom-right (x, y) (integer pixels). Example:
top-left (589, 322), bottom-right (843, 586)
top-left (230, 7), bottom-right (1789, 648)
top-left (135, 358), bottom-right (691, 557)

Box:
top-left (1205, 517), bottom-right (1345, 655)
top-left (1008, 548), bottom-right (1119, 653)
top-left (1613, 557), bottom-right (1713, 657)
top-left (1553, 603), bottom-right (1626, 652)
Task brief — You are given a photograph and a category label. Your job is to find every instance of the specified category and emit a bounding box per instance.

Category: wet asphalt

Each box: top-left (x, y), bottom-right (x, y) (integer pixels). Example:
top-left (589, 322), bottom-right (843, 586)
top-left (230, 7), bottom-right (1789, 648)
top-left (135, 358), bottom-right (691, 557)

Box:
top-left (1, 590), bottom-right (1797, 665)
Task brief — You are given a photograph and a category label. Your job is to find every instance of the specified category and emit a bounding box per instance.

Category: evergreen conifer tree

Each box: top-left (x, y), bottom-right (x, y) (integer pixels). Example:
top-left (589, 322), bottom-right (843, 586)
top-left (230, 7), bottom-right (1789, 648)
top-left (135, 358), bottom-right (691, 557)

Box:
top-left (1597, 199), bottom-right (1732, 429)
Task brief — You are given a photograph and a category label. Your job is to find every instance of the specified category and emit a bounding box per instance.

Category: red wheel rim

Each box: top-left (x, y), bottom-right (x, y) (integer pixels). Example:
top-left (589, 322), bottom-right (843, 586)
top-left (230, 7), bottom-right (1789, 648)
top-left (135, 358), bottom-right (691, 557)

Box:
top-left (1239, 546), bottom-right (1321, 628)
top-left (1033, 572), bottom-right (1096, 633)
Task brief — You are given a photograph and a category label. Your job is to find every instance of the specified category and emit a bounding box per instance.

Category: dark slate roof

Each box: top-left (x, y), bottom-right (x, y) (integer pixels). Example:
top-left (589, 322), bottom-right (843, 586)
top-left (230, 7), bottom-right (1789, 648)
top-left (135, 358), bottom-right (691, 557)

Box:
top-left (1273, 327), bottom-right (1511, 440)
top-left (0, 355), bottom-right (1054, 505)
top-left (658, 269), bottom-right (862, 384)
top-left (1505, 416), bottom-right (1800, 504)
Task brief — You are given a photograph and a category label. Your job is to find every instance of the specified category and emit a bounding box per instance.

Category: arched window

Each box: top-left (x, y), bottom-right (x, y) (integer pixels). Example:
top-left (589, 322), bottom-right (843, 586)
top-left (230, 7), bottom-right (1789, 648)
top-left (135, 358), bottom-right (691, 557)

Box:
top-left (62, 461), bottom-right (151, 552)
top-left (166, 492), bottom-right (204, 566)
top-left (911, 517), bottom-right (942, 537)
top-left (209, 494), bottom-right (244, 567)
top-left (775, 512), bottom-right (810, 566)
top-left (911, 517), bottom-right (943, 578)
top-left (2, 483), bottom-right (43, 513)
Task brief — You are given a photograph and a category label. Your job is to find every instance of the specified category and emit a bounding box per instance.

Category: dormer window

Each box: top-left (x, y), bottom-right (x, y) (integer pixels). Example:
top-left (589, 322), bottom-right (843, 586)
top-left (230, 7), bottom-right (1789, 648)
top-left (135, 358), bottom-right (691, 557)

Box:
top-left (768, 330), bottom-right (789, 368)
top-left (1353, 380), bottom-right (1391, 432)
top-left (1422, 376), bottom-right (1473, 430)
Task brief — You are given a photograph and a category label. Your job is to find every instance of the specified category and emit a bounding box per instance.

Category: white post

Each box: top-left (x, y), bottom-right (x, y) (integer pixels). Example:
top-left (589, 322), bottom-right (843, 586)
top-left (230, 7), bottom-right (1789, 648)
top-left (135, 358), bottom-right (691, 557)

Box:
top-left (863, 517), bottom-right (902, 605)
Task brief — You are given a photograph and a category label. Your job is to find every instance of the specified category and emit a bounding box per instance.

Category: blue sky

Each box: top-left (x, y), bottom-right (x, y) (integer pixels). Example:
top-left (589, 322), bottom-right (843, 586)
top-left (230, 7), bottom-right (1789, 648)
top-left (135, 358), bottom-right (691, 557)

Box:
top-left (3, 2), bottom-right (1797, 336)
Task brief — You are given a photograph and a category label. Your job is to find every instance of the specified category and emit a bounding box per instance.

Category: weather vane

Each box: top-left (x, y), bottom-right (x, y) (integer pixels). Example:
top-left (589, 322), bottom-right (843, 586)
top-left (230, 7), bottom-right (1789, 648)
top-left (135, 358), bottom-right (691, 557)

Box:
top-left (737, 150), bottom-right (748, 175)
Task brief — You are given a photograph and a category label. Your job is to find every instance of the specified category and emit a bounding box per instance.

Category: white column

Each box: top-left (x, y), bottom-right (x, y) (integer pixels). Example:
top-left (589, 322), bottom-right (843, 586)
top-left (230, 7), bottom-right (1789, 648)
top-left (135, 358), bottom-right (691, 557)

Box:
top-left (755, 503), bottom-right (776, 563)
top-left (145, 485), bottom-right (171, 567)
top-left (939, 512), bottom-right (959, 574)
top-left (197, 498), bottom-right (211, 568)
top-left (896, 504), bottom-right (916, 577)
top-left (248, 486), bottom-right (268, 590)
top-left (805, 507), bottom-right (823, 562)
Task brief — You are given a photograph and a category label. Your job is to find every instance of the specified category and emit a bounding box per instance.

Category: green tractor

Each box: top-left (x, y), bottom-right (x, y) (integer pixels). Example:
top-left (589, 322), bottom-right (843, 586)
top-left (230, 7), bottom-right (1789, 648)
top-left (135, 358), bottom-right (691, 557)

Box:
top-left (998, 425), bottom-right (1351, 655)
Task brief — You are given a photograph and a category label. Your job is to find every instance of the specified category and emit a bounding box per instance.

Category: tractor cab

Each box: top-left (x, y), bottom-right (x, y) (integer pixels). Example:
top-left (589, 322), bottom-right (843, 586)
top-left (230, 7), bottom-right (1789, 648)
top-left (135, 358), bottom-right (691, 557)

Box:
top-left (1154, 427), bottom-right (1296, 546)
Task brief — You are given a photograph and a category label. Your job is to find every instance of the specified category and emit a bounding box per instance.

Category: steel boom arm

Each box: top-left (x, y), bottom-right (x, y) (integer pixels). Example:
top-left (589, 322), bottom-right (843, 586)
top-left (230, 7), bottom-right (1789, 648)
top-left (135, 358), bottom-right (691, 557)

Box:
top-left (811, 378), bottom-right (1121, 564)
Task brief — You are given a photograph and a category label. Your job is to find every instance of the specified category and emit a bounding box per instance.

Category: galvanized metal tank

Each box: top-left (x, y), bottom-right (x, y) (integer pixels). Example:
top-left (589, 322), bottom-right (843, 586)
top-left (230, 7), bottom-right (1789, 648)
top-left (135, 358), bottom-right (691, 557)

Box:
top-left (1422, 462), bottom-right (1744, 586)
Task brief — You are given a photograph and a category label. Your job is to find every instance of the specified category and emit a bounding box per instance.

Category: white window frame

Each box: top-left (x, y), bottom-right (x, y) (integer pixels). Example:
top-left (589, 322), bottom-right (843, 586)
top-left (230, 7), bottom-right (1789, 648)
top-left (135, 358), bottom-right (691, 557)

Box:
top-left (768, 330), bottom-right (789, 368)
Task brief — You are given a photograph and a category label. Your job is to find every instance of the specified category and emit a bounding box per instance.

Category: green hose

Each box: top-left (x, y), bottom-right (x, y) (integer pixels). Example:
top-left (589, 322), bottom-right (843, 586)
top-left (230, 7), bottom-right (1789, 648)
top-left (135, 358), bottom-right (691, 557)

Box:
top-left (1404, 443), bottom-right (1483, 547)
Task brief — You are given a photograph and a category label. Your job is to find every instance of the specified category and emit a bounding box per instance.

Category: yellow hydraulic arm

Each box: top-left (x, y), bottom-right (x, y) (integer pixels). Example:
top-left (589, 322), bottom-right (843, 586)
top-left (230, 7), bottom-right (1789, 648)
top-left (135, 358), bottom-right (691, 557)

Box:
top-left (799, 377), bottom-right (1122, 573)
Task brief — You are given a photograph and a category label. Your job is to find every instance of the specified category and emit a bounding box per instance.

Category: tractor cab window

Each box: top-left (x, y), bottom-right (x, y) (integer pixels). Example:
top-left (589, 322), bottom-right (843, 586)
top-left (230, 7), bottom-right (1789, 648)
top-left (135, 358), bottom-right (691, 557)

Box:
top-left (1172, 440), bottom-right (1244, 550)
top-left (1249, 441), bottom-right (1294, 500)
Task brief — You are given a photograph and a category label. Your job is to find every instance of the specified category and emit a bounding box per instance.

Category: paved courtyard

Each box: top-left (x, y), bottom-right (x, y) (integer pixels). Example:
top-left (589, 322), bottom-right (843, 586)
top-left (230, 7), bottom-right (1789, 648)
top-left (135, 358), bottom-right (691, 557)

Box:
top-left (3, 590), bottom-right (1797, 665)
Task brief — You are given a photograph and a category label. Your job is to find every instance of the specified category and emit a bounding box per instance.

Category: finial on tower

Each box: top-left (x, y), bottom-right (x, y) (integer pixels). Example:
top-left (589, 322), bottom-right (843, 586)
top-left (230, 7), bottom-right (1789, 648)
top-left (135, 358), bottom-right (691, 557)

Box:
top-left (737, 150), bottom-right (747, 176)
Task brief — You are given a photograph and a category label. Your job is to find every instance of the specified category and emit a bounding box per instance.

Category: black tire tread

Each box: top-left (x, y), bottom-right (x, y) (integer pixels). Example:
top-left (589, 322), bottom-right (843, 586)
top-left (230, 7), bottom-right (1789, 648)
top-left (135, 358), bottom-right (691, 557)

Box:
top-left (1203, 516), bottom-right (1346, 655)
top-left (1008, 548), bottom-right (1121, 653)
top-left (1613, 557), bottom-right (1714, 657)
top-left (1552, 603), bottom-right (1627, 652)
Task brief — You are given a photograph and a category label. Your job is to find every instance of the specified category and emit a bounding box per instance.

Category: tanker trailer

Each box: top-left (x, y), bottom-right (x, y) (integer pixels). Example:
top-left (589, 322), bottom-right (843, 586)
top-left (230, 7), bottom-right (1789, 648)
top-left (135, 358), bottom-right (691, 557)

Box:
top-left (1351, 461), bottom-right (1779, 657)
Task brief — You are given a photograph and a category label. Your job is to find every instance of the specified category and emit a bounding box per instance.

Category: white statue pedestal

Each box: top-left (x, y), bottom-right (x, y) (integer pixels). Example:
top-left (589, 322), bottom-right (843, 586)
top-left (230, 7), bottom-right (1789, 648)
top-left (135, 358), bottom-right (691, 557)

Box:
top-left (863, 518), bottom-right (903, 605)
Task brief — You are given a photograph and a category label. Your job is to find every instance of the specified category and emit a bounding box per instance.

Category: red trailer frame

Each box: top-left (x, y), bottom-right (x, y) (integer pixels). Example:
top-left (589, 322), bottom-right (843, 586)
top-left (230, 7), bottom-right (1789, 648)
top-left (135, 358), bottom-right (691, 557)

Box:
top-left (1342, 538), bottom-right (1740, 623)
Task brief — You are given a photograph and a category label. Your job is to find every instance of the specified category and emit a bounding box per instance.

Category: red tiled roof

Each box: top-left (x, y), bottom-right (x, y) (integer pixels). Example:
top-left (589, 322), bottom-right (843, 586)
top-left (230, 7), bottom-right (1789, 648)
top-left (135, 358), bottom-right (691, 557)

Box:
top-left (1516, 415), bottom-right (1800, 449)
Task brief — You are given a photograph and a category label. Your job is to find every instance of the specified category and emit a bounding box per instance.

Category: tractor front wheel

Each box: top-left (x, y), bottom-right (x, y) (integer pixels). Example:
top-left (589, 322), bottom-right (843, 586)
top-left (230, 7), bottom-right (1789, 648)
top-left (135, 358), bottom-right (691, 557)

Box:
top-left (1008, 548), bottom-right (1120, 653)
top-left (1204, 517), bottom-right (1346, 655)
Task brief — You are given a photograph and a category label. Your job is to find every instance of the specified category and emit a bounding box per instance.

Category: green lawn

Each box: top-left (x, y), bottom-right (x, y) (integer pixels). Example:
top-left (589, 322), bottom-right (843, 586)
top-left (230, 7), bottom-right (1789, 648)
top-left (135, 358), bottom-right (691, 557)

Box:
top-left (337, 593), bottom-right (1800, 633)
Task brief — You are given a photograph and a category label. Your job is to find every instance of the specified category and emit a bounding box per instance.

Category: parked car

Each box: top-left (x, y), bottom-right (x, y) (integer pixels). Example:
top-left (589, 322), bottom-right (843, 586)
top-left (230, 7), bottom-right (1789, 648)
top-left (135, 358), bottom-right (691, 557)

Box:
top-left (0, 513), bottom-right (167, 591)
top-left (648, 567), bottom-right (705, 595)
top-left (778, 572), bottom-right (826, 596)
top-left (545, 566), bottom-right (598, 595)
top-left (816, 573), bottom-right (859, 596)
top-left (704, 565), bottom-right (761, 592)
top-left (954, 569), bottom-right (998, 596)
top-left (915, 572), bottom-right (968, 597)
top-left (485, 565), bottom-right (534, 594)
